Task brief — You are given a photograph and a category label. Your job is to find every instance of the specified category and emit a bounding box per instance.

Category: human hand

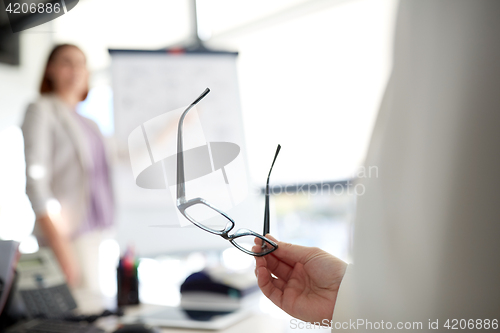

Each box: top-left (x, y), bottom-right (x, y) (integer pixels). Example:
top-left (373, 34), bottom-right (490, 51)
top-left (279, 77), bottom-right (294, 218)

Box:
top-left (38, 214), bottom-right (81, 287)
top-left (254, 235), bottom-right (347, 324)
top-left (60, 253), bottom-right (81, 287)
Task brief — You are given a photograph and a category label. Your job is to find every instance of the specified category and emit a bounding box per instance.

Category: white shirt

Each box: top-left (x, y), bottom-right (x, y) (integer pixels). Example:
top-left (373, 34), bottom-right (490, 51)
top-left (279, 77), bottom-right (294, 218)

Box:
top-left (333, 0), bottom-right (500, 331)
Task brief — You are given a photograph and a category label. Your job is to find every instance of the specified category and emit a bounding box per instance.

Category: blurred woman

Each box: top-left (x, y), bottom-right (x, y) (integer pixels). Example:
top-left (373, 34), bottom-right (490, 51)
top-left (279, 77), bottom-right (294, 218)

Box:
top-left (22, 44), bottom-right (114, 289)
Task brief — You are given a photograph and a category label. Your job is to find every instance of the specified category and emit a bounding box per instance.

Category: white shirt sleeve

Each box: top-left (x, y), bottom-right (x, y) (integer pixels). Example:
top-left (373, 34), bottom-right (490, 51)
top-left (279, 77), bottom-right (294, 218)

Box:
top-left (331, 264), bottom-right (357, 331)
top-left (329, 1), bottom-right (500, 331)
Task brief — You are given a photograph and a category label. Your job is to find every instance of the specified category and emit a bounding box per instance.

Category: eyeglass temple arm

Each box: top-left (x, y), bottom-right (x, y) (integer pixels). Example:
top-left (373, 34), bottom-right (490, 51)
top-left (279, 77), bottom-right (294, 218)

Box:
top-left (263, 144), bottom-right (281, 236)
top-left (176, 88), bottom-right (210, 204)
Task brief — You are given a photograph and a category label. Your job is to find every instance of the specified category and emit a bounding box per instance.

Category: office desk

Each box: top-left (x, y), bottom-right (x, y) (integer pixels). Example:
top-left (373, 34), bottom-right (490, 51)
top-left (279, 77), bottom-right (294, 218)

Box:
top-left (72, 289), bottom-right (294, 333)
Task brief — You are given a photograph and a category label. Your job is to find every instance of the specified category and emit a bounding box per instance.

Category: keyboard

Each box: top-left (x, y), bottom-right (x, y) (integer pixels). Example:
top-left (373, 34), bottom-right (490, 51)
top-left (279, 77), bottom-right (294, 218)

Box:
top-left (19, 285), bottom-right (77, 318)
top-left (5, 319), bottom-right (105, 333)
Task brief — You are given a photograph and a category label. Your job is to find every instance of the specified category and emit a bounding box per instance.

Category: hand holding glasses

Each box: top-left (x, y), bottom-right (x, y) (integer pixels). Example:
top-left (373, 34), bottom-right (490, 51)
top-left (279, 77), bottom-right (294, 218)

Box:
top-left (176, 88), bottom-right (279, 256)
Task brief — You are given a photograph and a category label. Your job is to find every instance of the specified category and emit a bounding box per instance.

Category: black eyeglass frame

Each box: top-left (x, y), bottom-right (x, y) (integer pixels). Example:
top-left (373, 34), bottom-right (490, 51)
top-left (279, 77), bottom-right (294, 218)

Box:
top-left (175, 88), bottom-right (278, 257)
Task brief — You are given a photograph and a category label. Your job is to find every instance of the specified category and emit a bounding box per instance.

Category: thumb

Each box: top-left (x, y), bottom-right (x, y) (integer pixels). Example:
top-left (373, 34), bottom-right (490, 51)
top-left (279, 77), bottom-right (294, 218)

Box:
top-left (264, 234), bottom-right (319, 266)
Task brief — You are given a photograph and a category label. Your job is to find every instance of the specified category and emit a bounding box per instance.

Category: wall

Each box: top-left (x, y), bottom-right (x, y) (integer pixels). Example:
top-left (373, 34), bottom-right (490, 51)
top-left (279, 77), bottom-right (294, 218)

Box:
top-left (0, 27), bottom-right (53, 129)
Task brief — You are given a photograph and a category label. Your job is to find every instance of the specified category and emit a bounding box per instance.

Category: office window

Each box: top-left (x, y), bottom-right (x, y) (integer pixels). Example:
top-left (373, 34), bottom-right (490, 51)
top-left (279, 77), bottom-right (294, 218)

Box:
top-left (213, 0), bottom-right (398, 185)
top-left (77, 86), bottom-right (114, 136)
top-left (0, 126), bottom-right (36, 249)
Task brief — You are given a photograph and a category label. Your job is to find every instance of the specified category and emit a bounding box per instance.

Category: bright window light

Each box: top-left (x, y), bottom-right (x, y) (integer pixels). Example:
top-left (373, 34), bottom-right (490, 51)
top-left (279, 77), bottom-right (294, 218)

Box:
top-left (19, 234), bottom-right (39, 254)
top-left (222, 247), bottom-right (254, 271)
top-left (214, 0), bottom-right (398, 185)
top-left (99, 238), bottom-right (120, 297)
top-left (0, 126), bottom-right (35, 241)
top-left (77, 85), bottom-right (114, 136)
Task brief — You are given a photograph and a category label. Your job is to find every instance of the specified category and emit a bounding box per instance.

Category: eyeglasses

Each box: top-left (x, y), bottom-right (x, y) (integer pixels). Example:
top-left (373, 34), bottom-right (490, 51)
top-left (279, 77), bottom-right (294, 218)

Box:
top-left (176, 88), bottom-right (279, 256)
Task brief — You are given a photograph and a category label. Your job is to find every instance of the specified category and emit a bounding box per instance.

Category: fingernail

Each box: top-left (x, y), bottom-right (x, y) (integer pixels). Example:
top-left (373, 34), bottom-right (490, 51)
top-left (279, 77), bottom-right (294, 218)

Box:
top-left (256, 269), bottom-right (259, 278)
